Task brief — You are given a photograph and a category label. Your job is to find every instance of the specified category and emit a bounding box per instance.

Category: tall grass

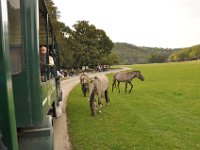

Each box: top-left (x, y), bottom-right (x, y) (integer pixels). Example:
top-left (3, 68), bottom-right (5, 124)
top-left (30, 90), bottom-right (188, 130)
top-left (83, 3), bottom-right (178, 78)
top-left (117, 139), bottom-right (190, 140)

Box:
top-left (67, 61), bottom-right (200, 150)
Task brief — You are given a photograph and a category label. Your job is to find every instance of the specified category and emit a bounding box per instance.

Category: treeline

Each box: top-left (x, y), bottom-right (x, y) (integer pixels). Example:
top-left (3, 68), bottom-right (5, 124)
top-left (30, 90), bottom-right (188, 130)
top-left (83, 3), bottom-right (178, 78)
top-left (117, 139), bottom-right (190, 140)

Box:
top-left (112, 42), bottom-right (200, 64)
top-left (112, 42), bottom-right (181, 64)
top-left (168, 44), bottom-right (200, 62)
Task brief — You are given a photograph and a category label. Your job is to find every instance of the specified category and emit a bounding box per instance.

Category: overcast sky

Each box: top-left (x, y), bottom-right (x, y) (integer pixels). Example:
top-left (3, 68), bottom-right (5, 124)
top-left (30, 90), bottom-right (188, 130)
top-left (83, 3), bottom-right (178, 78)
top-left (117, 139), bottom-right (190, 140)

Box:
top-left (53, 0), bottom-right (200, 48)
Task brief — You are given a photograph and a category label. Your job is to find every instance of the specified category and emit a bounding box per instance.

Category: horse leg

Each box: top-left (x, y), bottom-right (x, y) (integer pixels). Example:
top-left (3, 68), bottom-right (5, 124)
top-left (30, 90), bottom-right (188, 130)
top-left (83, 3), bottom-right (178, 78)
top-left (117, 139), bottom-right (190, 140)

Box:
top-left (125, 82), bottom-right (128, 93)
top-left (117, 81), bottom-right (121, 93)
top-left (105, 90), bottom-right (110, 104)
top-left (98, 96), bottom-right (102, 114)
top-left (112, 78), bottom-right (117, 92)
top-left (128, 82), bottom-right (133, 93)
top-left (83, 88), bottom-right (87, 97)
top-left (82, 84), bottom-right (87, 97)
top-left (112, 82), bottom-right (115, 92)
top-left (81, 85), bottom-right (84, 96)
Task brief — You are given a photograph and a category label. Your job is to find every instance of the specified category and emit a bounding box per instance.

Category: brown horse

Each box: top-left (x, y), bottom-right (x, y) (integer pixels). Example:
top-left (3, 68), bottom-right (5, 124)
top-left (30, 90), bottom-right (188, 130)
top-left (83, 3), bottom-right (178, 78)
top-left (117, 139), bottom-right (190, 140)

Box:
top-left (89, 75), bottom-right (110, 116)
top-left (112, 70), bottom-right (144, 93)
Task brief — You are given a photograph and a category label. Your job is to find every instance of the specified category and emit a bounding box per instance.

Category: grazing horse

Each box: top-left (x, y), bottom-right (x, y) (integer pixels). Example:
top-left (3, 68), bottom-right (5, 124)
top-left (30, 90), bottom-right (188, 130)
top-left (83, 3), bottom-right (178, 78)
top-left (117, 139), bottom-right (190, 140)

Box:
top-left (89, 75), bottom-right (110, 116)
top-left (112, 70), bottom-right (144, 93)
top-left (80, 72), bottom-right (89, 97)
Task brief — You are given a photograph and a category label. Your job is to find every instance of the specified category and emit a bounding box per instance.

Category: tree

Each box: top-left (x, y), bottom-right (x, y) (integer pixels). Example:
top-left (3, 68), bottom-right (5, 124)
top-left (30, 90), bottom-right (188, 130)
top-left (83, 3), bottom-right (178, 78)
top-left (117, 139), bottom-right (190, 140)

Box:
top-left (189, 45), bottom-right (200, 60)
top-left (69, 20), bottom-right (113, 68)
top-left (168, 54), bottom-right (176, 62)
top-left (100, 52), bottom-right (120, 65)
top-left (147, 54), bottom-right (166, 63)
top-left (175, 48), bottom-right (191, 61)
top-left (96, 29), bottom-right (114, 62)
top-left (44, 0), bottom-right (73, 68)
top-left (44, 0), bottom-right (60, 21)
top-left (168, 45), bottom-right (200, 62)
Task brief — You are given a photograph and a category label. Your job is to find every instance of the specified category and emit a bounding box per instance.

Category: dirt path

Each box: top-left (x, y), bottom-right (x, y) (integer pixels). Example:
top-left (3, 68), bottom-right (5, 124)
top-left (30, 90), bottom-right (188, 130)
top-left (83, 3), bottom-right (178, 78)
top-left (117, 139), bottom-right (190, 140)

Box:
top-left (53, 77), bottom-right (79, 150)
top-left (53, 68), bottom-right (131, 150)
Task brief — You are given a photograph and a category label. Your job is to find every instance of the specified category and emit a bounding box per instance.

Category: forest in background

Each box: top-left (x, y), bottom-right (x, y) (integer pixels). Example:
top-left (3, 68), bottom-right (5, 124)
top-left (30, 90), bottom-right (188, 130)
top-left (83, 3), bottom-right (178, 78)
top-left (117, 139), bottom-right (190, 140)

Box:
top-left (112, 42), bottom-right (180, 64)
top-left (112, 42), bottom-right (200, 64)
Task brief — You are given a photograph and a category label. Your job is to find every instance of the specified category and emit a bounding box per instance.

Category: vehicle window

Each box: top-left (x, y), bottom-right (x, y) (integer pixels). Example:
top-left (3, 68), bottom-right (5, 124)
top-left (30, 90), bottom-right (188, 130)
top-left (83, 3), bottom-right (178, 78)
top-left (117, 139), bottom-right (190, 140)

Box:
top-left (39, 4), bottom-right (57, 81)
top-left (7, 0), bottom-right (23, 75)
top-left (39, 12), bottom-right (47, 47)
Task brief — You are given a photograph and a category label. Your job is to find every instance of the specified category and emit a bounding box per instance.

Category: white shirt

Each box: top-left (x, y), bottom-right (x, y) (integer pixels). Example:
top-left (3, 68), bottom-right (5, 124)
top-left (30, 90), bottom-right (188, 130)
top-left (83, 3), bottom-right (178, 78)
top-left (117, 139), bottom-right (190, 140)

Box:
top-left (49, 56), bottom-right (54, 66)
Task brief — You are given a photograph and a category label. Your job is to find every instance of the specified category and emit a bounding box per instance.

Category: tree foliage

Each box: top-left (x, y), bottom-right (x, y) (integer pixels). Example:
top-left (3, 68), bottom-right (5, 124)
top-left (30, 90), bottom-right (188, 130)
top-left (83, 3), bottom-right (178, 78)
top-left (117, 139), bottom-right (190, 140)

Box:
top-left (112, 42), bottom-right (179, 64)
top-left (44, 0), bottom-right (73, 68)
top-left (147, 54), bottom-right (166, 63)
top-left (100, 52), bottom-right (120, 65)
top-left (68, 21), bottom-right (113, 68)
top-left (168, 44), bottom-right (200, 62)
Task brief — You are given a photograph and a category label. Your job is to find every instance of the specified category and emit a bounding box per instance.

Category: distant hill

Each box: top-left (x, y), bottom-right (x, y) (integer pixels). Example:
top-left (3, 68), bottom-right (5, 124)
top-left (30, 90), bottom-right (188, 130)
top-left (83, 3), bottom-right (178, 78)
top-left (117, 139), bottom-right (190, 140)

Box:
top-left (112, 42), bottom-right (180, 64)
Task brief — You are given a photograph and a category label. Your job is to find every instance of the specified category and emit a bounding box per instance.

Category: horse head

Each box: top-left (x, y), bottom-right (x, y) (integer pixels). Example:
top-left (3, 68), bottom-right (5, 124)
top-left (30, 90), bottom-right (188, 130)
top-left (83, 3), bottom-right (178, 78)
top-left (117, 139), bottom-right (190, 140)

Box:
top-left (136, 71), bottom-right (144, 81)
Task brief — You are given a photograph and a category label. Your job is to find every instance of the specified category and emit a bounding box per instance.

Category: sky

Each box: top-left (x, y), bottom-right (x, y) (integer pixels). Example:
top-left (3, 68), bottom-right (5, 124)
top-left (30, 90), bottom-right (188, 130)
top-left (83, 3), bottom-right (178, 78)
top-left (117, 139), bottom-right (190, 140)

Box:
top-left (53, 0), bottom-right (200, 48)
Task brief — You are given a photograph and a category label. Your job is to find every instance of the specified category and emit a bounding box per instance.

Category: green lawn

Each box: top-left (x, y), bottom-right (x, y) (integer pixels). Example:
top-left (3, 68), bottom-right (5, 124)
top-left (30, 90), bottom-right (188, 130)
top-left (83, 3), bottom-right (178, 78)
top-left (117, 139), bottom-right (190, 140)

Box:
top-left (67, 60), bottom-right (200, 150)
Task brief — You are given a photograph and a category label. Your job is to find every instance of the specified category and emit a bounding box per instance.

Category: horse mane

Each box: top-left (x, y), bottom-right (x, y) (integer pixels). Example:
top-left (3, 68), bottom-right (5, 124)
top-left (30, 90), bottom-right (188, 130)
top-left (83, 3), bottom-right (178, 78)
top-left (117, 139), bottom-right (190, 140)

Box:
top-left (132, 70), bottom-right (141, 73)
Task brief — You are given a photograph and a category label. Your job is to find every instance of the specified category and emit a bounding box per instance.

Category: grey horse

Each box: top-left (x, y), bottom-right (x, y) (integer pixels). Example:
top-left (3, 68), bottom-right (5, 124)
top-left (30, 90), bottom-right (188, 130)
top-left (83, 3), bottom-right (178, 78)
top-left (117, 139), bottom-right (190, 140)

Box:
top-left (89, 75), bottom-right (110, 116)
top-left (112, 70), bottom-right (144, 93)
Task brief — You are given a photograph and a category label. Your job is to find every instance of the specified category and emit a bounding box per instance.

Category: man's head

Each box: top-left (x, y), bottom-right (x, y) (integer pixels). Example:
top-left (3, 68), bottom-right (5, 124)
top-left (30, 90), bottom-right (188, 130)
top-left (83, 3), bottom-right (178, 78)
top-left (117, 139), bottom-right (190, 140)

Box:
top-left (40, 45), bottom-right (47, 55)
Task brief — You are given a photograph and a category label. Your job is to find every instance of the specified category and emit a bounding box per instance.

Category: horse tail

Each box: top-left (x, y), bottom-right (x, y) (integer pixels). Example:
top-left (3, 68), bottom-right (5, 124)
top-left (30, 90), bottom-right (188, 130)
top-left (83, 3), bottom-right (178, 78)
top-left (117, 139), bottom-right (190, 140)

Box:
top-left (89, 85), bottom-right (96, 116)
top-left (89, 86), bottom-right (95, 102)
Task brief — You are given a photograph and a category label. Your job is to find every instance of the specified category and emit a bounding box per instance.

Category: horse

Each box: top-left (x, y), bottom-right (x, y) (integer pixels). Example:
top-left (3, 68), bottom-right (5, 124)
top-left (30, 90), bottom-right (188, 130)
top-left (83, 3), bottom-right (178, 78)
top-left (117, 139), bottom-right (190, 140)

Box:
top-left (89, 74), bottom-right (110, 116)
top-left (112, 70), bottom-right (144, 93)
top-left (79, 72), bottom-right (90, 97)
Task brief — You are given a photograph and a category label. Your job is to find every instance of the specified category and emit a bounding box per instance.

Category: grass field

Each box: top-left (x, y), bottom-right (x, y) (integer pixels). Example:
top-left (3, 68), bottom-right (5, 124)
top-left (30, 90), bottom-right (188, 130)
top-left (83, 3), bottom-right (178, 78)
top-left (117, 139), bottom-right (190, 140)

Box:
top-left (67, 60), bottom-right (200, 150)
